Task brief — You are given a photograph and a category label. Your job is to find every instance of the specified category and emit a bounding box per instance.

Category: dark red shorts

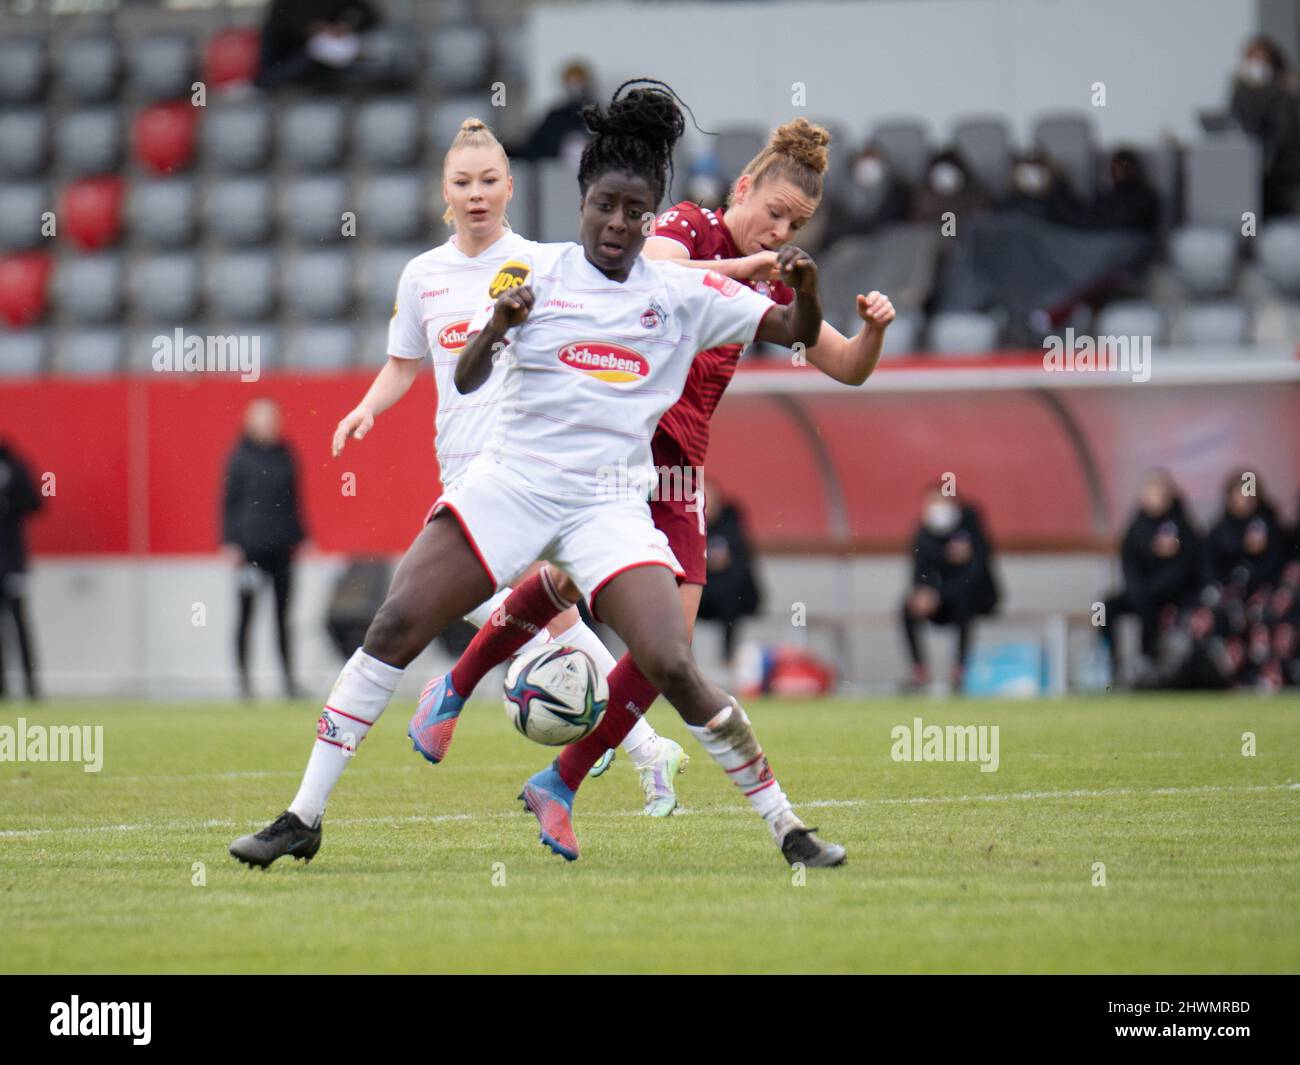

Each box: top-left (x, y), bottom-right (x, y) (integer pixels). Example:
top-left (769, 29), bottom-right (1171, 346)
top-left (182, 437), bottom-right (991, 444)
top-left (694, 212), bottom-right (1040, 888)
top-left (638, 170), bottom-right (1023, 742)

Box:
top-left (650, 432), bottom-right (708, 586)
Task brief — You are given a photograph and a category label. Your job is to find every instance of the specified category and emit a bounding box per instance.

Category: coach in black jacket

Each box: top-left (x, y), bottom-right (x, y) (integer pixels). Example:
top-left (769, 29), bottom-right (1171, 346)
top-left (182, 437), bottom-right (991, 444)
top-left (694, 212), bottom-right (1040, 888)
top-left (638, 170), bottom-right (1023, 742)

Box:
top-left (1206, 472), bottom-right (1287, 594)
top-left (222, 399), bottom-right (307, 699)
top-left (0, 439), bottom-right (42, 699)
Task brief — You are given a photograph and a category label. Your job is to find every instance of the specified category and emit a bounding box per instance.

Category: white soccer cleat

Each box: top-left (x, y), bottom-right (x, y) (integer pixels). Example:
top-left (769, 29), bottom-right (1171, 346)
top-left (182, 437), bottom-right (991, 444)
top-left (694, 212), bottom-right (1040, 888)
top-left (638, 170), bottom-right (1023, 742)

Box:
top-left (638, 738), bottom-right (689, 817)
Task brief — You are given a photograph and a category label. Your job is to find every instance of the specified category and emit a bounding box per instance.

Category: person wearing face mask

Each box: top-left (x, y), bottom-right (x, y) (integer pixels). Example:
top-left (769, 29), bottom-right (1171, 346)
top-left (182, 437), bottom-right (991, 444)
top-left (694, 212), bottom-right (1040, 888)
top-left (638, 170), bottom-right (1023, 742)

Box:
top-left (1229, 36), bottom-right (1300, 217)
top-left (909, 148), bottom-right (993, 225)
top-left (826, 144), bottom-right (910, 238)
top-left (518, 60), bottom-right (598, 162)
top-left (1206, 471), bottom-right (1287, 595)
top-left (900, 485), bottom-right (999, 693)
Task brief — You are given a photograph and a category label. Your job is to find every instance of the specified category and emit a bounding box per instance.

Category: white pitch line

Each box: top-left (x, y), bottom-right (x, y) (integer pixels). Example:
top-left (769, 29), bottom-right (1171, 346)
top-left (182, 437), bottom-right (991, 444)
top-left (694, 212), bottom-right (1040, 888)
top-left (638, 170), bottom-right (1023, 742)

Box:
top-left (0, 782), bottom-right (1294, 840)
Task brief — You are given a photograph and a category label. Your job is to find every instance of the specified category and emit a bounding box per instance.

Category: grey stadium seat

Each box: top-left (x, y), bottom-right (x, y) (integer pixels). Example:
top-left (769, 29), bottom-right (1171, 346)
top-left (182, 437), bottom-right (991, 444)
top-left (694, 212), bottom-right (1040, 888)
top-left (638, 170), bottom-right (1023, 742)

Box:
top-left (1033, 113), bottom-right (1095, 199)
top-left (1170, 226), bottom-right (1237, 297)
top-left (1257, 219), bottom-right (1300, 295)
top-left (284, 324), bottom-right (357, 371)
top-left (926, 310), bottom-right (1001, 354)
top-left (0, 329), bottom-right (48, 376)
top-left (1185, 134), bottom-right (1260, 229)
top-left (128, 178), bottom-right (197, 247)
top-left (0, 110), bottom-right (49, 178)
top-left (56, 328), bottom-right (124, 374)
top-left (282, 175), bottom-right (350, 243)
top-left (56, 108), bottom-right (122, 175)
top-left (130, 253), bottom-right (201, 321)
top-left (361, 244), bottom-right (423, 316)
top-left (359, 317), bottom-right (397, 363)
top-left (715, 126), bottom-right (766, 185)
top-left (54, 254), bottom-right (124, 322)
top-left (359, 173), bottom-right (428, 241)
top-left (128, 33), bottom-right (195, 102)
top-left (283, 250), bottom-right (354, 319)
top-left (0, 183), bottom-right (48, 251)
top-left (55, 35), bottom-right (121, 102)
top-left (349, 24), bottom-right (422, 88)
top-left (0, 36), bottom-right (47, 104)
top-left (206, 251), bottom-right (279, 320)
top-left (356, 98), bottom-right (423, 168)
top-left (426, 95), bottom-right (491, 152)
top-left (202, 103), bottom-right (273, 171)
top-left (869, 119), bottom-right (931, 185)
top-left (206, 176), bottom-right (274, 245)
top-left (425, 23), bottom-right (492, 92)
top-left (282, 99), bottom-right (349, 169)
top-left (536, 157), bottom-right (580, 242)
top-left (952, 115), bottom-right (1013, 199)
top-left (1094, 300), bottom-right (1166, 344)
top-left (880, 311), bottom-right (923, 356)
top-left (1178, 302), bottom-right (1250, 347)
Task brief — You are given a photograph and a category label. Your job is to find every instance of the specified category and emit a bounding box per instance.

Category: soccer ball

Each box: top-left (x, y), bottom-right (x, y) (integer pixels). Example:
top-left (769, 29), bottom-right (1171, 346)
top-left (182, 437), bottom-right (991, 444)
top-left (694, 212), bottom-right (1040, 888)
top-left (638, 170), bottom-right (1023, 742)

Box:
top-left (503, 644), bottom-right (608, 745)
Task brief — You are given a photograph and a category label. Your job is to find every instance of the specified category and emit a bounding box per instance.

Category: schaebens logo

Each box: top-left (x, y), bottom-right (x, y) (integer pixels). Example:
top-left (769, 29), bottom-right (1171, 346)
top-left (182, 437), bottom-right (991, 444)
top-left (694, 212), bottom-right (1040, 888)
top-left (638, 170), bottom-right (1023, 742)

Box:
top-left (438, 320), bottom-right (471, 353)
top-left (558, 342), bottom-right (648, 384)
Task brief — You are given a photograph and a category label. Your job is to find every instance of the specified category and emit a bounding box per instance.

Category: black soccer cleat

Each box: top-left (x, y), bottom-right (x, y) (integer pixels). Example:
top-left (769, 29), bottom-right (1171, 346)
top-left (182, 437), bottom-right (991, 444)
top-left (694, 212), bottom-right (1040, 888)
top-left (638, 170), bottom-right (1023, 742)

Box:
top-left (781, 826), bottom-right (847, 868)
top-left (229, 810), bottom-right (322, 869)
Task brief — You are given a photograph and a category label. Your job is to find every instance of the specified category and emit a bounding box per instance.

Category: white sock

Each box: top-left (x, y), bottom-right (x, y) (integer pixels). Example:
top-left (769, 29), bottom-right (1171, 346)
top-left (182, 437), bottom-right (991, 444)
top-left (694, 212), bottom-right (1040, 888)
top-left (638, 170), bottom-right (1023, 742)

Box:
top-left (620, 715), bottom-right (661, 768)
top-left (686, 700), bottom-right (798, 841)
top-left (288, 649), bottom-right (404, 825)
top-left (550, 618), bottom-right (617, 674)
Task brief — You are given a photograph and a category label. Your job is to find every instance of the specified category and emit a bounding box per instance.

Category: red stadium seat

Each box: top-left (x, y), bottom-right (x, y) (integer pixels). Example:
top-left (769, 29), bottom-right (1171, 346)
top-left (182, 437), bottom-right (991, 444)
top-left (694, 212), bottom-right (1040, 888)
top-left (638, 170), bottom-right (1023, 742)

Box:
top-left (204, 28), bottom-right (260, 88)
top-left (0, 251), bottom-right (54, 327)
top-left (60, 175), bottom-right (126, 250)
top-left (132, 101), bottom-right (198, 174)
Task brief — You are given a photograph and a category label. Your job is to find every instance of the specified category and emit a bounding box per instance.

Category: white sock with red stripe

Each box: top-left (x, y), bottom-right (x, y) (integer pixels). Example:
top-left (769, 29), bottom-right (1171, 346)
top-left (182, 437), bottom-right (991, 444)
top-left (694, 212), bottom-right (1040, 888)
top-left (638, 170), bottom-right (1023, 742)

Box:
top-left (288, 648), bottom-right (403, 825)
top-left (685, 700), bottom-right (798, 840)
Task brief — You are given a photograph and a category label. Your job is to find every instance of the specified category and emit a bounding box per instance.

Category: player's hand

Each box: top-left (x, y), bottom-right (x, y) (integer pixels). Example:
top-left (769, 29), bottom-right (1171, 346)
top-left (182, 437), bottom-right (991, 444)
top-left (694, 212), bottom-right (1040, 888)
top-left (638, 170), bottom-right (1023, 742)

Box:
top-left (735, 250), bottom-right (780, 281)
top-left (491, 285), bottom-right (535, 331)
top-left (776, 245), bottom-right (818, 295)
top-left (332, 406), bottom-right (374, 457)
top-left (857, 290), bottom-right (895, 333)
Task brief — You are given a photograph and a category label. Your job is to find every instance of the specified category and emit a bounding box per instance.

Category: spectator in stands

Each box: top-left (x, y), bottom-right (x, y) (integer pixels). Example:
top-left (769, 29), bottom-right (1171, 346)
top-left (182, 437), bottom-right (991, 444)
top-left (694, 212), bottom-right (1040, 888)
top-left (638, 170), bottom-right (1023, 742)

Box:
top-left (222, 399), bottom-right (307, 700)
top-left (1228, 35), bottom-right (1300, 218)
top-left (696, 479), bottom-right (763, 672)
top-left (825, 144), bottom-right (910, 240)
top-left (255, 0), bottom-right (380, 91)
top-left (0, 440), bottom-right (42, 701)
top-left (901, 484), bottom-right (999, 693)
top-left (516, 60), bottom-right (596, 163)
top-left (1100, 469), bottom-right (1206, 684)
top-left (1003, 151), bottom-right (1074, 221)
top-left (1052, 148), bottom-right (1160, 233)
top-left (909, 148), bottom-right (993, 226)
top-left (1206, 471), bottom-right (1287, 595)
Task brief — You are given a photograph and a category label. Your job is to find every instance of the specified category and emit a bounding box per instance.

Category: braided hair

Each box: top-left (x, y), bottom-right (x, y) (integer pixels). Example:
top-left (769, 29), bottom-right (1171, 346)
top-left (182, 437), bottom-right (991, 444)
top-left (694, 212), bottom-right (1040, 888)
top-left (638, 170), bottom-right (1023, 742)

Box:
top-left (577, 79), bottom-right (694, 206)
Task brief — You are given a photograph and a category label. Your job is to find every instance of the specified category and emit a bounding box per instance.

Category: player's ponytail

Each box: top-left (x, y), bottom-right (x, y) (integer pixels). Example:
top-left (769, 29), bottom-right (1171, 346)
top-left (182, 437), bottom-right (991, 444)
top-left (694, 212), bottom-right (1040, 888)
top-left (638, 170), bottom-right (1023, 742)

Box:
top-left (442, 117), bottom-right (511, 227)
top-left (735, 117), bottom-right (832, 205)
top-left (578, 79), bottom-right (696, 205)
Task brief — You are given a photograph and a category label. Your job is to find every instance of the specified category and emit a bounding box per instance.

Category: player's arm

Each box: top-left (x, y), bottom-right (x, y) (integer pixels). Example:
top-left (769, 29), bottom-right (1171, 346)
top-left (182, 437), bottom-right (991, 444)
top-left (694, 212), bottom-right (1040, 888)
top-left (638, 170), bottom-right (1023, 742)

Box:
top-left (753, 246), bottom-right (822, 350)
top-left (803, 291), bottom-right (896, 386)
top-left (456, 285), bottom-right (535, 394)
top-left (643, 235), bottom-right (778, 282)
top-left (331, 356), bottom-right (423, 457)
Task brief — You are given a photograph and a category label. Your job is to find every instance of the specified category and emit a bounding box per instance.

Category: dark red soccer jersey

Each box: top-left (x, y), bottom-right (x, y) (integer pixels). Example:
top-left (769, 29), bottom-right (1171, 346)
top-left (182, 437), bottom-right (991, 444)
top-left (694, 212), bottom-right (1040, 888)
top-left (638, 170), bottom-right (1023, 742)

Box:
top-left (651, 200), bottom-right (794, 467)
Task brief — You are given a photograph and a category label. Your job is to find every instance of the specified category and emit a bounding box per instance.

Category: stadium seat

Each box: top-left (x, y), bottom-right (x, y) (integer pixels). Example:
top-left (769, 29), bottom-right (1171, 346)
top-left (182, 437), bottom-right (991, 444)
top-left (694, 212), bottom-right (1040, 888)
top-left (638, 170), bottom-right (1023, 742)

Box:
top-left (56, 108), bottom-right (123, 175)
top-left (282, 99), bottom-right (349, 169)
top-left (0, 251), bottom-right (53, 327)
top-left (206, 176), bottom-right (274, 245)
top-left (129, 32), bottom-right (195, 102)
top-left (425, 22), bottom-right (492, 92)
top-left (715, 126), bottom-right (767, 185)
top-left (197, 322), bottom-right (281, 373)
top-left (1136, 142), bottom-right (1180, 237)
top-left (426, 94), bottom-right (490, 152)
top-left (1257, 219), bottom-right (1300, 295)
top-left (358, 318), bottom-right (394, 362)
top-left (360, 245), bottom-right (423, 316)
top-left (868, 119), bottom-right (931, 186)
top-left (128, 178), bottom-right (198, 247)
top-left (1093, 300), bottom-right (1166, 344)
top-left (356, 98), bottom-right (424, 168)
top-left (880, 311), bottom-right (923, 356)
top-left (0, 109), bottom-right (49, 178)
top-left (495, 23), bottom-right (527, 85)
top-left (282, 175), bottom-right (350, 243)
top-left (283, 250), bottom-right (354, 319)
top-left (0, 328), bottom-right (48, 376)
top-left (133, 101), bottom-right (200, 175)
top-left (926, 310), bottom-right (1001, 354)
top-left (819, 235), bottom-right (879, 330)
top-left (202, 102), bottom-right (273, 171)
top-left (0, 183), bottom-right (48, 251)
top-left (284, 324), bottom-right (358, 371)
top-left (206, 251), bottom-right (279, 320)
top-left (60, 176), bottom-right (126, 251)
top-left (1184, 133), bottom-right (1260, 229)
top-left (536, 157), bottom-right (580, 242)
top-left (952, 115), bottom-right (1013, 199)
top-left (56, 328), bottom-right (125, 375)
top-left (1033, 113), bottom-right (1095, 199)
top-left (1176, 302), bottom-right (1250, 346)
top-left (347, 23), bottom-right (423, 89)
top-left (0, 36), bottom-right (47, 104)
top-left (54, 253), bottom-right (125, 322)
top-left (130, 252), bottom-right (200, 320)
top-left (1170, 226), bottom-right (1237, 297)
top-left (359, 173), bottom-right (428, 241)
top-left (204, 27), bottom-right (260, 88)
top-left (55, 35), bottom-right (121, 102)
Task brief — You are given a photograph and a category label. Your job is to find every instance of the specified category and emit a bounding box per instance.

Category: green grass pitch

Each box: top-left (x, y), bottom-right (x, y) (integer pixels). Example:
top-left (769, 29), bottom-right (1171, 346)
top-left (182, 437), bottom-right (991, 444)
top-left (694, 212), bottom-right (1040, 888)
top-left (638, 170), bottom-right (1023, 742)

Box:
top-left (1, 694), bottom-right (1297, 974)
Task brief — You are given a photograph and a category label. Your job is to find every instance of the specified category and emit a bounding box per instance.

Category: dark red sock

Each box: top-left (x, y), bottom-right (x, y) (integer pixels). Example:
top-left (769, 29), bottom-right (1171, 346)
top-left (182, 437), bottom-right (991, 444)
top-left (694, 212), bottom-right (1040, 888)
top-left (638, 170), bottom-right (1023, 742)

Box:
top-left (450, 569), bottom-right (571, 696)
top-left (556, 654), bottom-right (661, 790)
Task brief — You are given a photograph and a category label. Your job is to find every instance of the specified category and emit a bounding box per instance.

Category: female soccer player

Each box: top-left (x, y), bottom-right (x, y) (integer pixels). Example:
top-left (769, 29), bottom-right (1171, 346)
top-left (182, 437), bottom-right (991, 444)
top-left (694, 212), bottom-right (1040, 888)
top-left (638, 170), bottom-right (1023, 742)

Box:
top-left (424, 117), bottom-right (895, 830)
top-left (237, 80), bottom-right (846, 869)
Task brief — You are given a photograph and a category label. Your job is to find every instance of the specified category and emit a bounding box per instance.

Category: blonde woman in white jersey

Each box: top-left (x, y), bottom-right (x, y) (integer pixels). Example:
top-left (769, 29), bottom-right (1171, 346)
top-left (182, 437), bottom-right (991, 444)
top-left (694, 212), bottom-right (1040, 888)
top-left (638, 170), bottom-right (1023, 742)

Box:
top-left (229, 119), bottom-right (683, 869)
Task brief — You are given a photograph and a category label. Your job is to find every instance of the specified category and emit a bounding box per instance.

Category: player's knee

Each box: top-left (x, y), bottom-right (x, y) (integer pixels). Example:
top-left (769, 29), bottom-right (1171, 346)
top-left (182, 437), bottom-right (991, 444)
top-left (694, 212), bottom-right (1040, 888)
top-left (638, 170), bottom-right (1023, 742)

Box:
top-left (640, 646), bottom-right (697, 702)
top-left (364, 600), bottom-right (421, 667)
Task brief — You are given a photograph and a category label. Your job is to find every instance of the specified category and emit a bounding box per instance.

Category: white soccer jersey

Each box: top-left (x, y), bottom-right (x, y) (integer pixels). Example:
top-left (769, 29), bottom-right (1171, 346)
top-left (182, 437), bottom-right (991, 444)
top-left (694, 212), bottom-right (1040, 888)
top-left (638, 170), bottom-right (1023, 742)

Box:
top-left (468, 243), bottom-right (775, 501)
top-left (387, 229), bottom-right (541, 486)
